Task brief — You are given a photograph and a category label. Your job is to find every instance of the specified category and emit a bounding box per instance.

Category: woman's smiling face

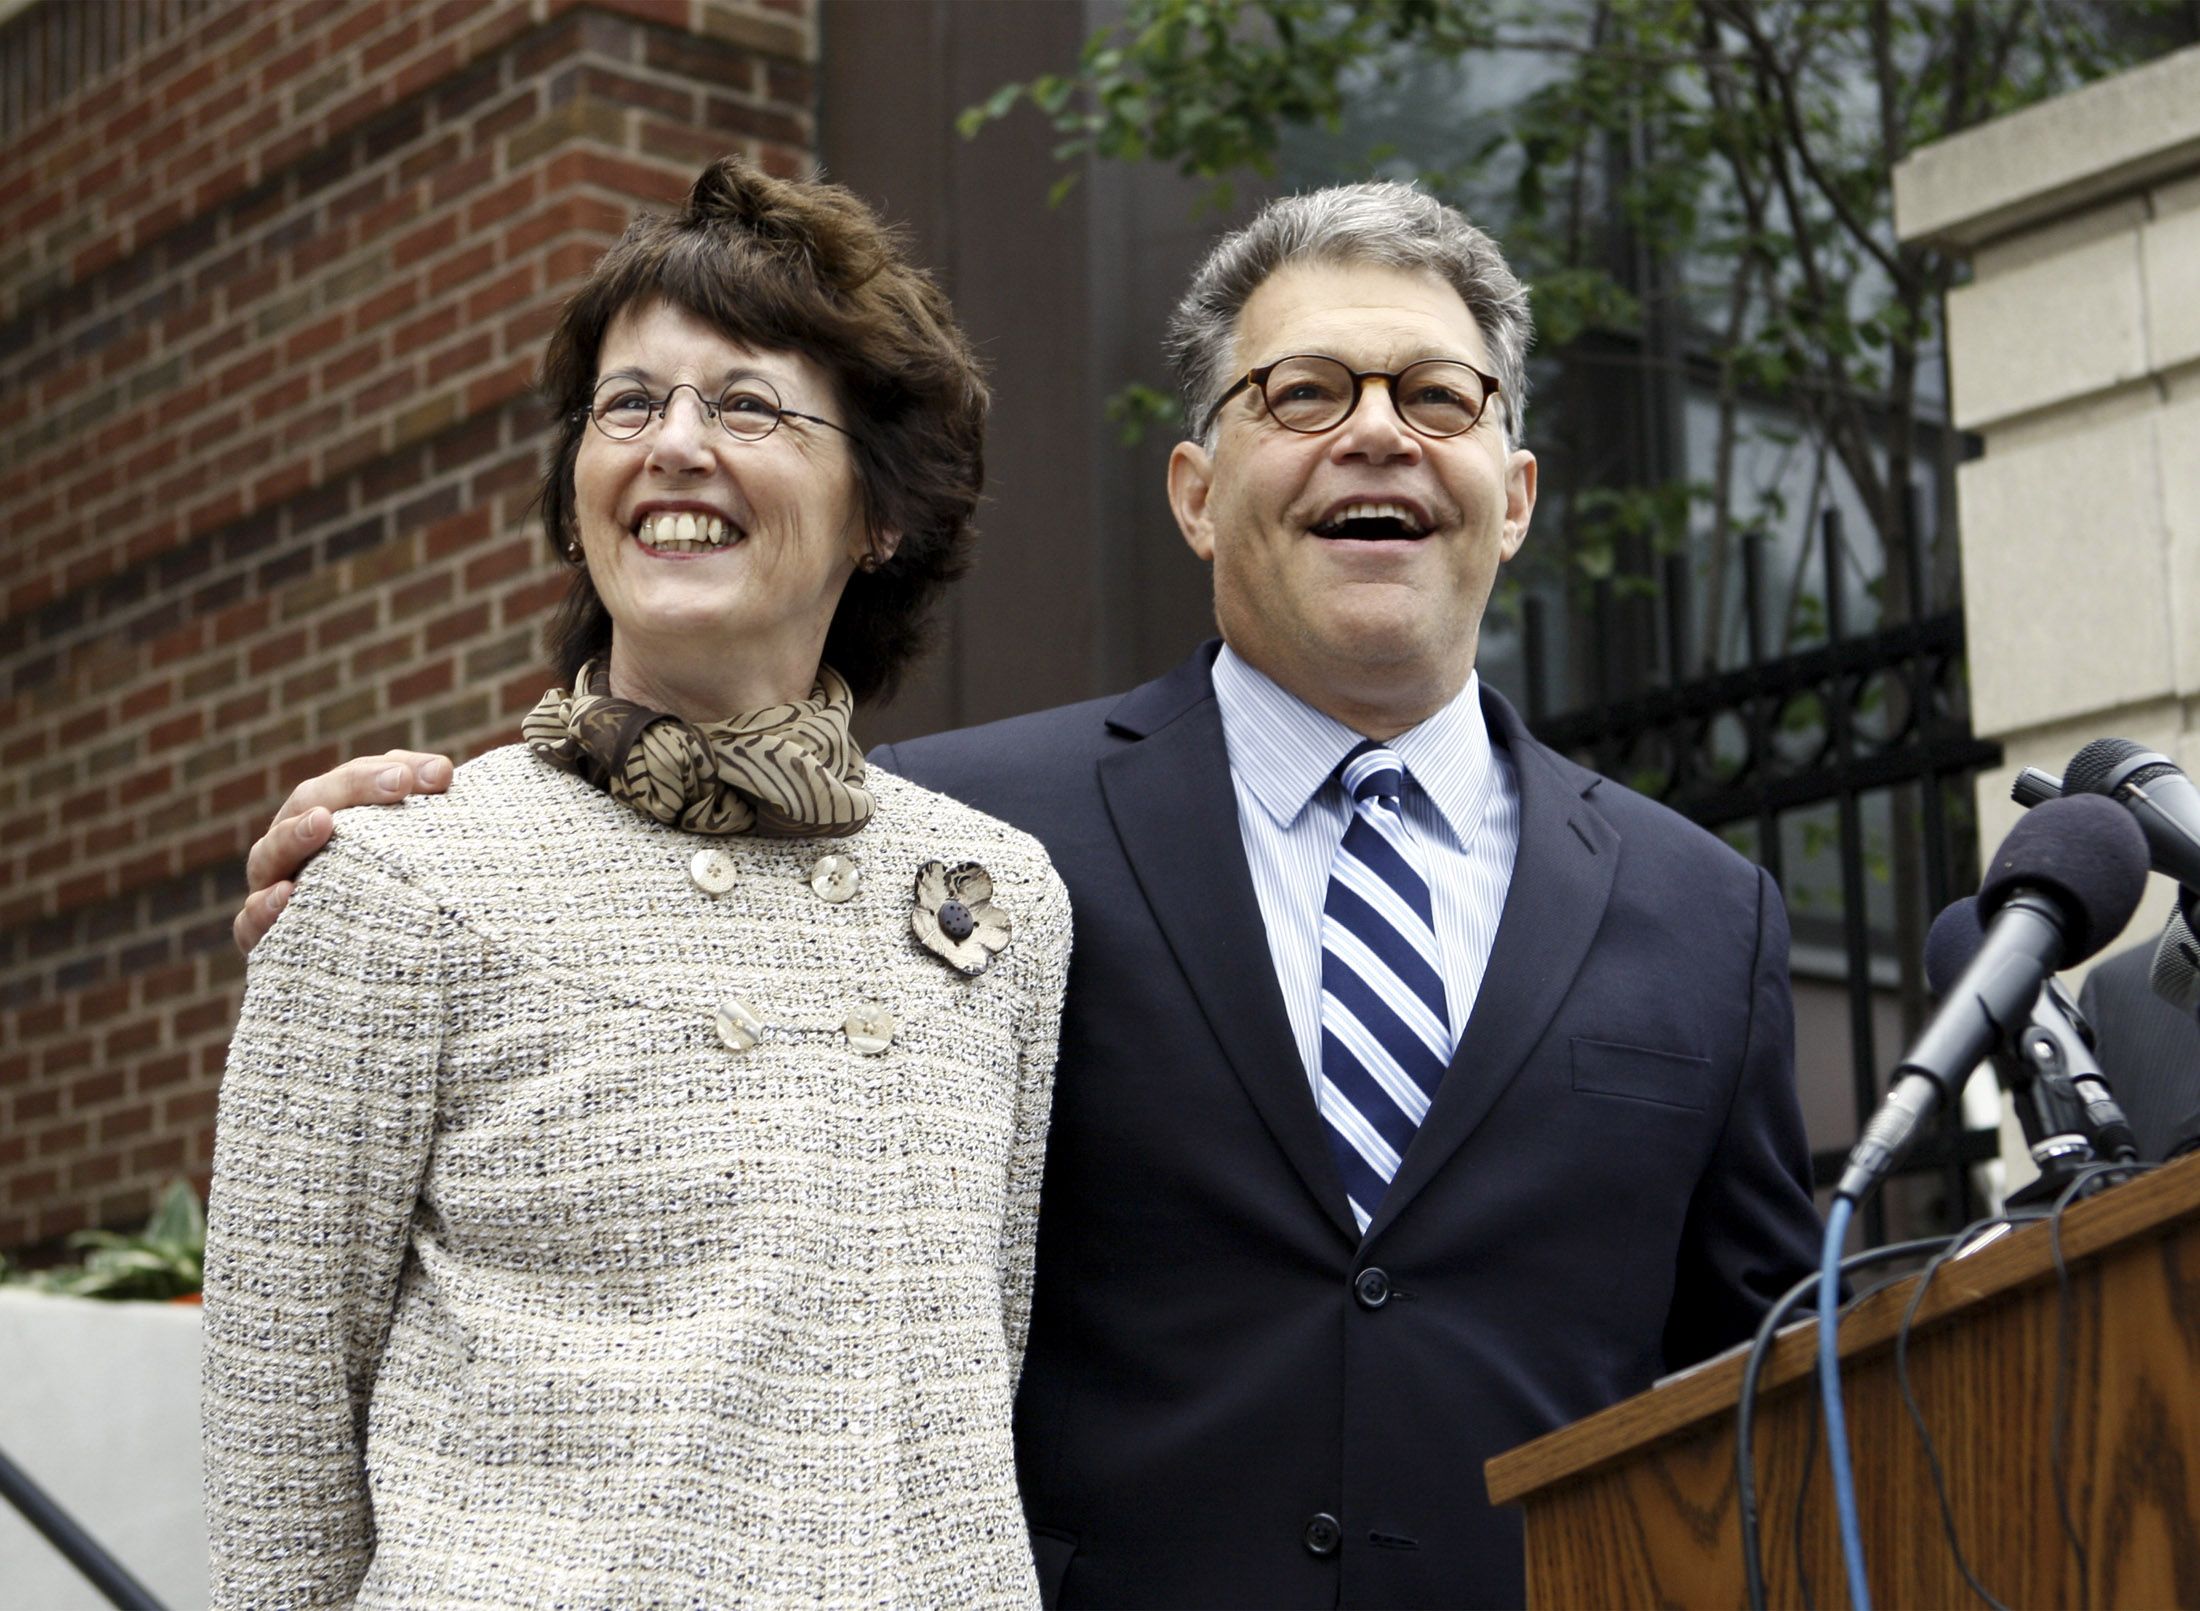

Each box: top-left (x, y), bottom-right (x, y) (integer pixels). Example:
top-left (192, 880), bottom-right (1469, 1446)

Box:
top-left (572, 299), bottom-right (878, 717)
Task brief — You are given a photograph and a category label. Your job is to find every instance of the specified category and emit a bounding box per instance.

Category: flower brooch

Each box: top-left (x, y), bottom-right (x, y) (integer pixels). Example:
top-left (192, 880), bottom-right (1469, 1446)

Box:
top-left (912, 860), bottom-right (1012, 975)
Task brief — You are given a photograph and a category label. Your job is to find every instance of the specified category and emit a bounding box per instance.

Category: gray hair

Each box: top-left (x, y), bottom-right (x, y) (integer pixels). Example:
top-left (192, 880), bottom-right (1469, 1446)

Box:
top-left (1165, 180), bottom-right (1532, 449)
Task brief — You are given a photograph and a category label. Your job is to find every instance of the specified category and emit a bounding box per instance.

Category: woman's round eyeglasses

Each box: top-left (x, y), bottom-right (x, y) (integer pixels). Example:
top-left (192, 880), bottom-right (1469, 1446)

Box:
top-left (579, 377), bottom-right (853, 443)
top-left (1198, 354), bottom-right (1501, 440)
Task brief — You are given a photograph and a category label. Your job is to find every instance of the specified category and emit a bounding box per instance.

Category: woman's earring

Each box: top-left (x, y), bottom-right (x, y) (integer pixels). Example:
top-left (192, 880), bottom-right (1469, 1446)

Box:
top-left (858, 552), bottom-right (882, 574)
top-left (566, 538), bottom-right (584, 563)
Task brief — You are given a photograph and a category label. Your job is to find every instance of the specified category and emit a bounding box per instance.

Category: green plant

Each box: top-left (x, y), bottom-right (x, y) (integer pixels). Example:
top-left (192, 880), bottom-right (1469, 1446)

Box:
top-left (8, 1180), bottom-right (205, 1302)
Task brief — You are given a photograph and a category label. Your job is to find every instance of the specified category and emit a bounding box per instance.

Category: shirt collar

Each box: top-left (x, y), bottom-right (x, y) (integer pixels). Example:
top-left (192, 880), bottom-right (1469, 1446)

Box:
top-left (1210, 644), bottom-right (1497, 849)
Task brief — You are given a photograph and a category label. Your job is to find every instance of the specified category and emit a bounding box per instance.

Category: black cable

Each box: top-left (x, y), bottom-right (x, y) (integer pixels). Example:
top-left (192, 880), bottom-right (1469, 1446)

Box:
top-left (1739, 1235), bottom-right (1951, 1611)
top-left (1790, 1386), bottom-right (1819, 1610)
top-left (1844, 1264), bottom-right (1939, 1309)
top-left (2045, 1161), bottom-right (2151, 1611)
top-left (1741, 1271), bottom-right (1822, 1611)
top-left (1893, 1214), bottom-right (2050, 1611)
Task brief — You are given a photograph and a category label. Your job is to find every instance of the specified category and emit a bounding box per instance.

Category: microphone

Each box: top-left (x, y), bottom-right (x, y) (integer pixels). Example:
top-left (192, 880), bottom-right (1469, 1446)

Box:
top-left (1919, 898), bottom-right (1984, 998)
top-left (2148, 902), bottom-right (2200, 1014)
top-left (1835, 793), bottom-right (2149, 1202)
top-left (2062, 737), bottom-right (2200, 892)
top-left (1925, 900), bottom-right (2138, 1168)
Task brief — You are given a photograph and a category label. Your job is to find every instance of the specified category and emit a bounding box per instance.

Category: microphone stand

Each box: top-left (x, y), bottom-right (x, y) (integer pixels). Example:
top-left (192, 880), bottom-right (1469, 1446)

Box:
top-left (1992, 982), bottom-right (2138, 1208)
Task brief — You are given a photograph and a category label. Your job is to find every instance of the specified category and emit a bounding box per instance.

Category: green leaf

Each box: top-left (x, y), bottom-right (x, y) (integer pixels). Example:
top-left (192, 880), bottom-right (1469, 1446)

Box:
top-left (42, 1178), bottom-right (205, 1302)
top-left (957, 77), bottom-right (1037, 141)
top-left (144, 1179), bottom-right (205, 1246)
top-left (1103, 381), bottom-right (1183, 447)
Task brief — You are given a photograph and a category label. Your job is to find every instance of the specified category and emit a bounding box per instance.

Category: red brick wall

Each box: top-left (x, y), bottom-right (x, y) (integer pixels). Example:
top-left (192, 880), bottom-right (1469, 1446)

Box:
top-left (0, 0), bottom-right (818, 1253)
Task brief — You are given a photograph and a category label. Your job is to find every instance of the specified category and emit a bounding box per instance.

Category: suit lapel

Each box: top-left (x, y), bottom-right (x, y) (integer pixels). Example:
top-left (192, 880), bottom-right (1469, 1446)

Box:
top-left (1097, 656), bottom-right (1360, 1242)
top-left (1369, 690), bottom-right (1619, 1236)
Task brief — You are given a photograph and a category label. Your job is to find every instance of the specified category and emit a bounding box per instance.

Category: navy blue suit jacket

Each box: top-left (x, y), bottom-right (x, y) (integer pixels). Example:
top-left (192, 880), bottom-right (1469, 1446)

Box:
top-left (872, 643), bottom-right (1821, 1608)
top-left (2076, 943), bottom-right (2200, 1161)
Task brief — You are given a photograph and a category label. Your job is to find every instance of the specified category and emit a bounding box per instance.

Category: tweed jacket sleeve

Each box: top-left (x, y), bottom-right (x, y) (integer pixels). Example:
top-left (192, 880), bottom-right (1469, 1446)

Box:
top-left (202, 841), bottom-right (449, 1608)
top-left (998, 871), bottom-right (1070, 1386)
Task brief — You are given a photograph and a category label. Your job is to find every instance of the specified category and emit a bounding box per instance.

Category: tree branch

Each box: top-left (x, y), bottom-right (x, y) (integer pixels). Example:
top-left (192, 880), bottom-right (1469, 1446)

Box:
top-left (1710, 0), bottom-right (1909, 288)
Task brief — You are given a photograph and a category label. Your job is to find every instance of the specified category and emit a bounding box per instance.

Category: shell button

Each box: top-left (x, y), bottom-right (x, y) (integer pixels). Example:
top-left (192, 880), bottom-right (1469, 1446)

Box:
top-left (936, 898), bottom-right (976, 940)
top-left (1353, 1267), bottom-right (1390, 1309)
top-left (714, 997), bottom-right (764, 1053)
top-left (809, 853), bottom-right (860, 903)
top-left (843, 1003), bottom-right (895, 1056)
top-left (1302, 1513), bottom-right (1342, 1558)
top-left (688, 848), bottom-right (738, 895)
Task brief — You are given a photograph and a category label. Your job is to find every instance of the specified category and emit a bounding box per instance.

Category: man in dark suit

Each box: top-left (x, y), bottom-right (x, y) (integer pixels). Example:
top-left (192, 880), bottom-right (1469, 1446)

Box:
top-left (2076, 941), bottom-right (2200, 1161)
top-left (236, 182), bottom-right (1821, 1606)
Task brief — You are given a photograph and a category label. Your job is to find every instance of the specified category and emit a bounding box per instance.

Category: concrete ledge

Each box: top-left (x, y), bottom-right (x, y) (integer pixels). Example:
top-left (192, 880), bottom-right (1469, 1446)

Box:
top-left (1945, 224), bottom-right (2146, 428)
top-left (1894, 45), bottom-right (2200, 249)
top-left (2165, 394), bottom-right (2200, 697)
top-left (1955, 407), bottom-right (2171, 736)
top-left (2143, 200), bottom-right (2200, 372)
top-left (0, 1289), bottom-right (205, 1610)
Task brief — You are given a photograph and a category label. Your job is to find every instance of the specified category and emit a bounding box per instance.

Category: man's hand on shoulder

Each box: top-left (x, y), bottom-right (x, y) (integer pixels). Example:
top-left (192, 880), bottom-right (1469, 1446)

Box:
top-left (235, 751), bottom-right (454, 955)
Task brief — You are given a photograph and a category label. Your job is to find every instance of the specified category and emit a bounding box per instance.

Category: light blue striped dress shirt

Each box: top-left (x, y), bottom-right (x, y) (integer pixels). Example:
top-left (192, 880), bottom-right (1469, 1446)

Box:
top-left (1210, 645), bottom-right (1523, 1095)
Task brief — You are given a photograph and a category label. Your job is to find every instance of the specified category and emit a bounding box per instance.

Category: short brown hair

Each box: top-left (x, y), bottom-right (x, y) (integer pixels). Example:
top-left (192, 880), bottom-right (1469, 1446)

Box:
top-left (537, 156), bottom-right (987, 703)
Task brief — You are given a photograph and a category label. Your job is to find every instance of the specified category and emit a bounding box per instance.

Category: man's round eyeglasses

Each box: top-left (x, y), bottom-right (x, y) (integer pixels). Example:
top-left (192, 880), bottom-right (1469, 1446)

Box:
top-left (1197, 355), bottom-right (1501, 440)
top-left (578, 377), bottom-right (853, 443)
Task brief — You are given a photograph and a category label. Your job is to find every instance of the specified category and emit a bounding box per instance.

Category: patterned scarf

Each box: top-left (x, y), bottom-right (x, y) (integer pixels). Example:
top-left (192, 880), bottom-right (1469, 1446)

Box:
top-left (522, 660), bottom-right (872, 837)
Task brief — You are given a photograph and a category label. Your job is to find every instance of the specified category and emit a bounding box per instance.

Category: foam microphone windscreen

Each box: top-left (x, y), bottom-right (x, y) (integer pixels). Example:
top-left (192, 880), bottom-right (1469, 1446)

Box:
top-left (1977, 792), bottom-right (2150, 964)
top-left (1923, 899), bottom-right (1985, 997)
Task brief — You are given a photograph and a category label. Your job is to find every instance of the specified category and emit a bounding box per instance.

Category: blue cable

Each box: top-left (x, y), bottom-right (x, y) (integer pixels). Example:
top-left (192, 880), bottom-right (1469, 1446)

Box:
top-left (1820, 1194), bottom-right (1871, 1611)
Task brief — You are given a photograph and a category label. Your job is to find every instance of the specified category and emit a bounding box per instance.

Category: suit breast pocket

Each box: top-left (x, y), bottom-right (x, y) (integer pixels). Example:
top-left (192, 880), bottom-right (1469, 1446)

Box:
top-left (1570, 1037), bottom-right (1711, 1112)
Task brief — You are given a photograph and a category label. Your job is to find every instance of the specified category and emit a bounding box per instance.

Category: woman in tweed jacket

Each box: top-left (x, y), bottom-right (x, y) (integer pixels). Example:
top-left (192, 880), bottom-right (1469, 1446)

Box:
top-left (202, 157), bottom-right (1069, 1610)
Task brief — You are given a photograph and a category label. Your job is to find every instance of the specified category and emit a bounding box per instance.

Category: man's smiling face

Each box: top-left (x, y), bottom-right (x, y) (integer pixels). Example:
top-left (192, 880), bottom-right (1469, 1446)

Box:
top-left (1168, 260), bottom-right (1537, 733)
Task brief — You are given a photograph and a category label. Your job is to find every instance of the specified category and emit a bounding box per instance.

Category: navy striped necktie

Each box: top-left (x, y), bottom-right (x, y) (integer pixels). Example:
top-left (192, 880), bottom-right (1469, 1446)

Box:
top-left (1319, 744), bottom-right (1454, 1233)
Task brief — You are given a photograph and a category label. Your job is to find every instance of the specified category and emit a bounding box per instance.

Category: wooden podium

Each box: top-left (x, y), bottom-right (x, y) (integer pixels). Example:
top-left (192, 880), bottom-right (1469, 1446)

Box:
top-left (1485, 1153), bottom-right (2200, 1608)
